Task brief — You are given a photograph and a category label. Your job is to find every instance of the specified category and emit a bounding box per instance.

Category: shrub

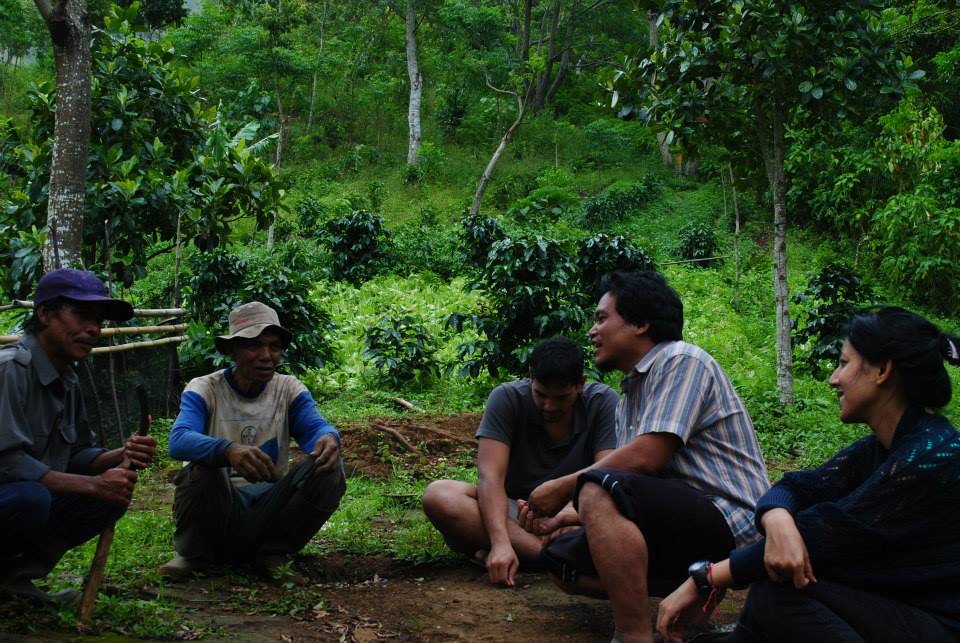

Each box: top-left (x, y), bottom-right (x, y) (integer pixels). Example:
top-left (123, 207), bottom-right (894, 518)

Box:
top-left (389, 208), bottom-right (460, 279)
top-left (323, 209), bottom-right (387, 285)
top-left (181, 245), bottom-right (336, 377)
top-left (294, 194), bottom-right (327, 236)
top-left (675, 222), bottom-right (720, 267)
top-left (577, 234), bottom-right (656, 300)
top-left (578, 176), bottom-right (663, 229)
top-left (459, 212), bottom-right (505, 269)
top-left (448, 234), bottom-right (587, 377)
top-left (506, 185), bottom-right (580, 224)
top-left (402, 142), bottom-right (446, 184)
top-left (363, 314), bottom-right (440, 388)
top-left (792, 262), bottom-right (874, 377)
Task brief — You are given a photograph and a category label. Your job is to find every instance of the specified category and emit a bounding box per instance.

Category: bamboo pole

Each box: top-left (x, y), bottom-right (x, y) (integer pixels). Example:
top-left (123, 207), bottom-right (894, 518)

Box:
top-left (89, 336), bottom-right (187, 354)
top-left (0, 300), bottom-right (187, 317)
top-left (0, 324), bottom-right (187, 344)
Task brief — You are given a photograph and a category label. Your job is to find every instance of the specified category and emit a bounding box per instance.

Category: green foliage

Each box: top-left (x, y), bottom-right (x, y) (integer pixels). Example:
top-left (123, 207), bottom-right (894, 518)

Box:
top-left (181, 243), bottom-right (336, 376)
top-left (675, 222), bottom-right (720, 267)
top-left (507, 184), bottom-right (580, 223)
top-left (403, 142), bottom-right (446, 184)
top-left (448, 234), bottom-right (587, 377)
top-left (576, 233), bottom-right (655, 299)
top-left (578, 176), bottom-right (663, 229)
top-left (363, 314), bottom-right (440, 388)
top-left (0, 5), bottom-right (284, 293)
top-left (459, 212), bottom-right (505, 269)
top-left (323, 209), bottom-right (388, 285)
top-left (388, 207), bottom-right (461, 279)
top-left (793, 263), bottom-right (874, 377)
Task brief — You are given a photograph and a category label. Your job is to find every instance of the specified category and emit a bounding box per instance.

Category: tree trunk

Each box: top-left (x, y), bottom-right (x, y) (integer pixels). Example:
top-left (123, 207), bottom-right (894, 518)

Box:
top-left (469, 97), bottom-right (526, 217)
top-left (307, 1), bottom-right (327, 131)
top-left (755, 98), bottom-right (795, 406)
top-left (36, 0), bottom-right (91, 270)
top-left (728, 163), bottom-right (742, 313)
top-left (405, 0), bottom-right (422, 166)
top-left (647, 10), bottom-right (674, 169)
top-left (532, 1), bottom-right (561, 112)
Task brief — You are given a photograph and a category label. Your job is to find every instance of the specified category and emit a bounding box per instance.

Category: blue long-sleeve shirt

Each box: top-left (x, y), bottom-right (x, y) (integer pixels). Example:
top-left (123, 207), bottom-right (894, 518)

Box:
top-left (169, 367), bottom-right (338, 476)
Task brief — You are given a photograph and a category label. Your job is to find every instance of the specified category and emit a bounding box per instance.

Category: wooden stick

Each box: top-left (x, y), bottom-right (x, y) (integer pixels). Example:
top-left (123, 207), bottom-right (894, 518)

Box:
top-left (78, 387), bottom-right (151, 625)
top-left (393, 397), bottom-right (422, 411)
top-left (0, 300), bottom-right (187, 317)
top-left (1, 325), bottom-right (188, 345)
top-left (89, 336), bottom-right (187, 355)
top-left (371, 423), bottom-right (419, 453)
top-left (412, 424), bottom-right (476, 446)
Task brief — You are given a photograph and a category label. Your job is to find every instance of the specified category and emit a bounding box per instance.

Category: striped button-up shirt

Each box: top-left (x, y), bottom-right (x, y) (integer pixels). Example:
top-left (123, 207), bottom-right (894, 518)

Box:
top-left (617, 341), bottom-right (769, 547)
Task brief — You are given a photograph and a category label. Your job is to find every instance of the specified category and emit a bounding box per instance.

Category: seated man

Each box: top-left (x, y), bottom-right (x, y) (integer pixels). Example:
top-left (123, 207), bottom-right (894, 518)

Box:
top-left (160, 301), bottom-right (345, 579)
top-left (521, 272), bottom-right (769, 643)
top-left (0, 269), bottom-right (156, 603)
top-left (422, 336), bottom-right (617, 586)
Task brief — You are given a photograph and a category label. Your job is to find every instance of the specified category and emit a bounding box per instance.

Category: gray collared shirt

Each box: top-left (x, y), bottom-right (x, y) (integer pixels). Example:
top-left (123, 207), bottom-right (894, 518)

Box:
top-left (0, 333), bottom-right (104, 483)
top-left (617, 341), bottom-right (769, 548)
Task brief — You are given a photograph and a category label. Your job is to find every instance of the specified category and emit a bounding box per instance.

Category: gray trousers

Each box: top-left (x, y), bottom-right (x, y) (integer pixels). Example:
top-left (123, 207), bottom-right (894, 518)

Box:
top-left (172, 457), bottom-right (346, 562)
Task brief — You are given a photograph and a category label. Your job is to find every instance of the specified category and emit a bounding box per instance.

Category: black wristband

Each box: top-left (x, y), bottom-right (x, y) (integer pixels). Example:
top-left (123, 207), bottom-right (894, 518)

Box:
top-left (688, 560), bottom-right (713, 595)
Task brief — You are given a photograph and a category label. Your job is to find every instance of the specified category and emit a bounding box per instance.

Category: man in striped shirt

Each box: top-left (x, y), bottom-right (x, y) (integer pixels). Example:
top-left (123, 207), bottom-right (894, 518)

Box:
top-left (520, 271), bottom-right (768, 643)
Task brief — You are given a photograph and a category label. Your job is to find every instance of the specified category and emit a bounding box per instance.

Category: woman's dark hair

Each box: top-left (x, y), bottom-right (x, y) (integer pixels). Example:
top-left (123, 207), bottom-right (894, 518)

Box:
top-left (528, 336), bottom-right (584, 386)
top-left (599, 271), bottom-right (683, 342)
top-left (847, 306), bottom-right (960, 409)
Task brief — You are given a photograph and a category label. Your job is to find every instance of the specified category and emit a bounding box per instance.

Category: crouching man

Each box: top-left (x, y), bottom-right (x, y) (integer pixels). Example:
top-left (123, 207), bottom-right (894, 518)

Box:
top-left (0, 269), bottom-right (156, 604)
top-left (160, 301), bottom-right (345, 580)
top-left (422, 337), bottom-right (617, 586)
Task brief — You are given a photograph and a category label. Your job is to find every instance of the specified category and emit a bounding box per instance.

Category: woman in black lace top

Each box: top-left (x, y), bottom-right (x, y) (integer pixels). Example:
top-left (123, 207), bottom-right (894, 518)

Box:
top-left (657, 307), bottom-right (960, 643)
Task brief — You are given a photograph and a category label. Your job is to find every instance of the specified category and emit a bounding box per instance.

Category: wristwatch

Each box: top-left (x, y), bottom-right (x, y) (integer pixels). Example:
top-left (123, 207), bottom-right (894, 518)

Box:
top-left (688, 560), bottom-right (714, 595)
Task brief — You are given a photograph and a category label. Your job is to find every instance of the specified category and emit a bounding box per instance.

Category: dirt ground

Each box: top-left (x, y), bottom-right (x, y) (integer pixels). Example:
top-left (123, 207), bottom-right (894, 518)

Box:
top-left (0, 414), bottom-right (746, 642)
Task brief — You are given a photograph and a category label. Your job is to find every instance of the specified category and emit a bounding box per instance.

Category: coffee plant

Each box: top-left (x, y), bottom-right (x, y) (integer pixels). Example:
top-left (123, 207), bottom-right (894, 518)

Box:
top-left (323, 209), bottom-right (387, 285)
top-left (675, 222), bottom-right (720, 267)
top-left (363, 314), bottom-right (440, 388)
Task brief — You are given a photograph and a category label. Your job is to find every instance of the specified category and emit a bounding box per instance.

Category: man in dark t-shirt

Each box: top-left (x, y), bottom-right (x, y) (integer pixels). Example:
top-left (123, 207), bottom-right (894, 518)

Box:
top-left (422, 337), bottom-right (617, 586)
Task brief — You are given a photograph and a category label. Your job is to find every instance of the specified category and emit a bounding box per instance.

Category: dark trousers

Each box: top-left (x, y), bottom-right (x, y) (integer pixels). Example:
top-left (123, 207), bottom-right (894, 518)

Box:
top-left (172, 457), bottom-right (346, 562)
top-left (730, 579), bottom-right (957, 643)
top-left (0, 481), bottom-right (125, 583)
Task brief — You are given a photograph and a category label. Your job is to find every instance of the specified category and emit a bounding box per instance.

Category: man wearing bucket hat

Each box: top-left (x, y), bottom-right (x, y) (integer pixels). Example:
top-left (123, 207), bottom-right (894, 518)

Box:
top-left (160, 301), bottom-right (345, 580)
top-left (0, 268), bottom-right (157, 603)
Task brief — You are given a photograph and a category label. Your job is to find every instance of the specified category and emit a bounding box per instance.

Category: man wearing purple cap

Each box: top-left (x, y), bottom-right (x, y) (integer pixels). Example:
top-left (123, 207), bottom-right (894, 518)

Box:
top-left (160, 301), bottom-right (345, 580)
top-left (0, 269), bottom-right (157, 604)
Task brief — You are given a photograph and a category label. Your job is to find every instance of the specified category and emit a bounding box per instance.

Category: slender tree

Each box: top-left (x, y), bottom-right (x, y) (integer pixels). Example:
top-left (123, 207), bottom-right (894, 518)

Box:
top-left (33, 0), bottom-right (91, 269)
top-left (404, 0), bottom-right (423, 166)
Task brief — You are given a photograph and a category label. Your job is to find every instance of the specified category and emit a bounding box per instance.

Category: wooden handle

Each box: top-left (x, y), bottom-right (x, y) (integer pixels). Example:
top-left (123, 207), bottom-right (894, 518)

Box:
top-left (136, 385), bottom-right (149, 437)
top-left (77, 525), bottom-right (115, 623)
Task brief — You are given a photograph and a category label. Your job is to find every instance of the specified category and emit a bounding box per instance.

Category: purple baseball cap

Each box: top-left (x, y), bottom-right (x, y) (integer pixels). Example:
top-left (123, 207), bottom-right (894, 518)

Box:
top-left (34, 269), bottom-right (134, 321)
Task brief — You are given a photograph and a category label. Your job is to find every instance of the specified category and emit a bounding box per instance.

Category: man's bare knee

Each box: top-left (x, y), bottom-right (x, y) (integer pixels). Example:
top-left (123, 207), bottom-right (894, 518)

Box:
top-left (421, 480), bottom-right (471, 523)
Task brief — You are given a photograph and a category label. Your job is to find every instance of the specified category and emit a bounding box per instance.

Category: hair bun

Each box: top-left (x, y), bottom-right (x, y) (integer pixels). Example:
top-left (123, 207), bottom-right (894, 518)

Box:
top-left (942, 334), bottom-right (960, 366)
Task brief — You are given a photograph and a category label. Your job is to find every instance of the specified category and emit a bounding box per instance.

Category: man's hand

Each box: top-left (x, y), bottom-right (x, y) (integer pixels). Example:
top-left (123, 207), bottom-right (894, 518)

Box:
top-left (516, 499), bottom-right (579, 536)
top-left (310, 433), bottom-right (340, 478)
top-left (656, 578), bottom-right (708, 643)
top-left (526, 475), bottom-right (573, 518)
top-left (761, 508), bottom-right (816, 588)
top-left (91, 467), bottom-right (138, 506)
top-left (122, 434), bottom-right (157, 470)
top-left (484, 542), bottom-right (519, 587)
top-left (226, 443), bottom-right (277, 483)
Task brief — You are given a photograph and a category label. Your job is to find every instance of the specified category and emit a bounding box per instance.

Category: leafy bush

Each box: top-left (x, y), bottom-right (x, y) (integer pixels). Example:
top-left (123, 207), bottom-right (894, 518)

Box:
top-left (181, 245), bottom-right (336, 377)
top-left (403, 142), bottom-right (446, 184)
top-left (459, 213), bottom-right (505, 269)
top-left (577, 234), bottom-right (656, 300)
top-left (578, 176), bottom-right (663, 229)
top-left (792, 263), bottom-right (874, 377)
top-left (363, 314), bottom-right (440, 388)
top-left (675, 222), bottom-right (720, 267)
top-left (448, 234), bottom-right (587, 377)
top-left (389, 208), bottom-right (460, 279)
top-left (323, 209), bottom-right (387, 285)
top-left (294, 194), bottom-right (327, 235)
top-left (507, 184), bottom-right (580, 224)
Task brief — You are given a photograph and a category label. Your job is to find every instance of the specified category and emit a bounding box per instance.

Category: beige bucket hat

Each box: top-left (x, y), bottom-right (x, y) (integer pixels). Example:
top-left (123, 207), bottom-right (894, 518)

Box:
top-left (215, 301), bottom-right (293, 353)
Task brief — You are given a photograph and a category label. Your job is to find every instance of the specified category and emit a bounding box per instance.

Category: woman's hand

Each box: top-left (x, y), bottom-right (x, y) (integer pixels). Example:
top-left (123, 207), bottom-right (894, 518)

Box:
top-left (762, 508), bottom-right (816, 588)
top-left (657, 578), bottom-right (707, 643)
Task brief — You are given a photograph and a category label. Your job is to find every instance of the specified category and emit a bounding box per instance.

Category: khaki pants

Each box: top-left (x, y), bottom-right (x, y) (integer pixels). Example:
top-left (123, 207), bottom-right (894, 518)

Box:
top-left (171, 457), bottom-right (346, 562)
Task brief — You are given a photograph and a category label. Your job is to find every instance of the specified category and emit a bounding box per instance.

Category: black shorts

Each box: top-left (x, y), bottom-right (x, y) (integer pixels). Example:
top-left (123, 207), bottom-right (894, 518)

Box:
top-left (541, 468), bottom-right (735, 589)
